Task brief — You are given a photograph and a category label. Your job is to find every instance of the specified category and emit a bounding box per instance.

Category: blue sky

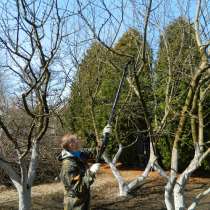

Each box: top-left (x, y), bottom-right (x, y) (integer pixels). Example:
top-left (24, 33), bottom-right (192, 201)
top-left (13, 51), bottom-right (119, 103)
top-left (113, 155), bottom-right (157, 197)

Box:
top-left (0, 0), bottom-right (209, 103)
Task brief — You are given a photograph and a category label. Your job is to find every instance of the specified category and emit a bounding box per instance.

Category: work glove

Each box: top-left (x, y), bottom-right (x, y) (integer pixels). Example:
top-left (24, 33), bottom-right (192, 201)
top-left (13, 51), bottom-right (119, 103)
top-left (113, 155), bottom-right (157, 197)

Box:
top-left (89, 163), bottom-right (101, 174)
top-left (102, 124), bottom-right (112, 136)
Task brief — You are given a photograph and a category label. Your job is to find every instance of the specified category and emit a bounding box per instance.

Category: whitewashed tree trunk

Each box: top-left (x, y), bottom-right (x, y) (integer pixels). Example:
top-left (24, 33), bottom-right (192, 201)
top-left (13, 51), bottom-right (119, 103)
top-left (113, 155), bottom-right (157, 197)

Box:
top-left (127, 159), bottom-right (151, 192)
top-left (103, 142), bottom-right (152, 196)
top-left (104, 140), bottom-right (167, 197)
top-left (27, 143), bottom-right (39, 184)
top-left (0, 142), bottom-right (39, 210)
top-left (173, 182), bottom-right (186, 210)
top-left (188, 187), bottom-right (210, 210)
top-left (173, 149), bottom-right (200, 210)
top-left (18, 143), bottom-right (38, 210)
top-left (103, 153), bottom-right (129, 196)
top-left (178, 147), bottom-right (210, 210)
top-left (165, 146), bottom-right (179, 210)
top-left (165, 181), bottom-right (174, 210)
top-left (165, 143), bottom-right (210, 210)
top-left (128, 141), bottom-right (167, 191)
top-left (164, 151), bottom-right (198, 210)
top-left (0, 159), bottom-right (32, 210)
top-left (18, 185), bottom-right (32, 210)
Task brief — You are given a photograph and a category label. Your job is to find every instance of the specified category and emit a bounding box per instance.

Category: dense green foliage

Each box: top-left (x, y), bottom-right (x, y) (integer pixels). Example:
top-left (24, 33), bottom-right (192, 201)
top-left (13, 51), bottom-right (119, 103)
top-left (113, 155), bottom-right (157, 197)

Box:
top-left (64, 19), bottom-right (208, 171)
top-left (64, 29), bottom-right (152, 165)
top-left (155, 17), bottom-right (201, 170)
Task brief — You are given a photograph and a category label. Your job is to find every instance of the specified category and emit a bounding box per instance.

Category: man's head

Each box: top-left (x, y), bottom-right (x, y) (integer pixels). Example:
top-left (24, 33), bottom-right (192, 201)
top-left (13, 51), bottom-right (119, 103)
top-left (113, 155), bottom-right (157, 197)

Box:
top-left (61, 134), bottom-right (81, 151)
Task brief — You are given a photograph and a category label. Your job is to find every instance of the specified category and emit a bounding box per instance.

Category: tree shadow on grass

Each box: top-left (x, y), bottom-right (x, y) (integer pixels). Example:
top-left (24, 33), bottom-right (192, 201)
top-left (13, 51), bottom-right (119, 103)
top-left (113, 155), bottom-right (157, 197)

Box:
top-left (92, 183), bottom-right (166, 210)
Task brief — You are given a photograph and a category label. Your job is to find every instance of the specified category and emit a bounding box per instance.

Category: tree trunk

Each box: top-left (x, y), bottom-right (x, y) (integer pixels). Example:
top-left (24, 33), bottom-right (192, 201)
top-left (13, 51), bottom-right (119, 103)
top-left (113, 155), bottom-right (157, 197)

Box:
top-left (173, 147), bottom-right (201, 210)
top-left (18, 143), bottom-right (38, 210)
top-left (18, 185), bottom-right (32, 210)
top-left (165, 146), bottom-right (179, 210)
top-left (188, 187), bottom-right (210, 210)
top-left (108, 160), bottom-right (128, 196)
top-left (164, 182), bottom-right (174, 210)
top-left (173, 186), bottom-right (185, 210)
top-left (173, 167), bottom-right (192, 210)
top-left (103, 153), bottom-right (128, 196)
top-left (128, 141), bottom-right (165, 192)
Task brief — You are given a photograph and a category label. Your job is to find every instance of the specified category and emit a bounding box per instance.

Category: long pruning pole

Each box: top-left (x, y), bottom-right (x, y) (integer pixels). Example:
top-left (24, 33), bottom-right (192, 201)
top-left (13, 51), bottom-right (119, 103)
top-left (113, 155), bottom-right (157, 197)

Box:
top-left (96, 61), bottom-right (131, 162)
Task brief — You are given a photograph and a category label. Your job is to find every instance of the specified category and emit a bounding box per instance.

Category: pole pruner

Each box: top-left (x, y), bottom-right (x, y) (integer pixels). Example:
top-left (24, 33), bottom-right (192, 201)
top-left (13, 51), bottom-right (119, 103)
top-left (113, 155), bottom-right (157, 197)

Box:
top-left (96, 61), bottom-right (131, 162)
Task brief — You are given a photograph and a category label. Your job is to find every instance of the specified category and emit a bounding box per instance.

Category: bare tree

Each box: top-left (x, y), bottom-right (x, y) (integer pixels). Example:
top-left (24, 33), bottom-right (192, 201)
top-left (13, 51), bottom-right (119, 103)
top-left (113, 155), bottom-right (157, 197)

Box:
top-left (164, 1), bottom-right (210, 209)
top-left (75, 1), bottom-right (210, 209)
top-left (73, 0), bottom-right (170, 197)
top-left (0, 0), bottom-right (73, 209)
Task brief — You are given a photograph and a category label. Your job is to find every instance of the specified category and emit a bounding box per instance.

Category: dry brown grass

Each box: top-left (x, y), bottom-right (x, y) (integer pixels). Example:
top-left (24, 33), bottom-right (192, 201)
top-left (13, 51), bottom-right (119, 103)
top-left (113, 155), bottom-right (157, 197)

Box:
top-left (0, 165), bottom-right (210, 210)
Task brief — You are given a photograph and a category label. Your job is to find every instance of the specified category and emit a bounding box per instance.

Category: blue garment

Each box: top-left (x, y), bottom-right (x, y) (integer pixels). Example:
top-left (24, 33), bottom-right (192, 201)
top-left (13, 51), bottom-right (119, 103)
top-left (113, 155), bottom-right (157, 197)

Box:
top-left (58, 149), bottom-right (90, 162)
top-left (71, 151), bottom-right (88, 160)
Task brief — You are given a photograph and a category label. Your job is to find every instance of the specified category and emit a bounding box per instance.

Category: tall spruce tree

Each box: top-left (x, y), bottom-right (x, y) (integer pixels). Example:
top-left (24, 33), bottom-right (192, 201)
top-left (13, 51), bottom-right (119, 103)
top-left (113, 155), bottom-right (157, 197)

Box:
top-left (155, 17), bottom-right (201, 169)
top-left (64, 42), bottom-right (108, 141)
top-left (65, 28), bottom-right (152, 165)
top-left (111, 28), bottom-right (153, 165)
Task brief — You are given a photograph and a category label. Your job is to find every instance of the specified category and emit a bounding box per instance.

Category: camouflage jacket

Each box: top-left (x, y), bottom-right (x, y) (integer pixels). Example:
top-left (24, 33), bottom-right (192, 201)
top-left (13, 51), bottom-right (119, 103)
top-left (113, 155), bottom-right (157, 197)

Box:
top-left (58, 149), bottom-right (95, 197)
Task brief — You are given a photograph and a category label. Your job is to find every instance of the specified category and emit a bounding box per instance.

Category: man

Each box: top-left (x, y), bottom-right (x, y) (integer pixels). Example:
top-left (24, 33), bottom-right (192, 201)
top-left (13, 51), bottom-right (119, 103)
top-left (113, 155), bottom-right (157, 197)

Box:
top-left (58, 125), bottom-right (111, 210)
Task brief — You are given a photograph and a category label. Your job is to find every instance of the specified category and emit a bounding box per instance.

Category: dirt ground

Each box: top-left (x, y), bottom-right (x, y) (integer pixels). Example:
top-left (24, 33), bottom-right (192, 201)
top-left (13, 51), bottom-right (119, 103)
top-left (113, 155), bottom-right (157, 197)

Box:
top-left (0, 165), bottom-right (210, 210)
